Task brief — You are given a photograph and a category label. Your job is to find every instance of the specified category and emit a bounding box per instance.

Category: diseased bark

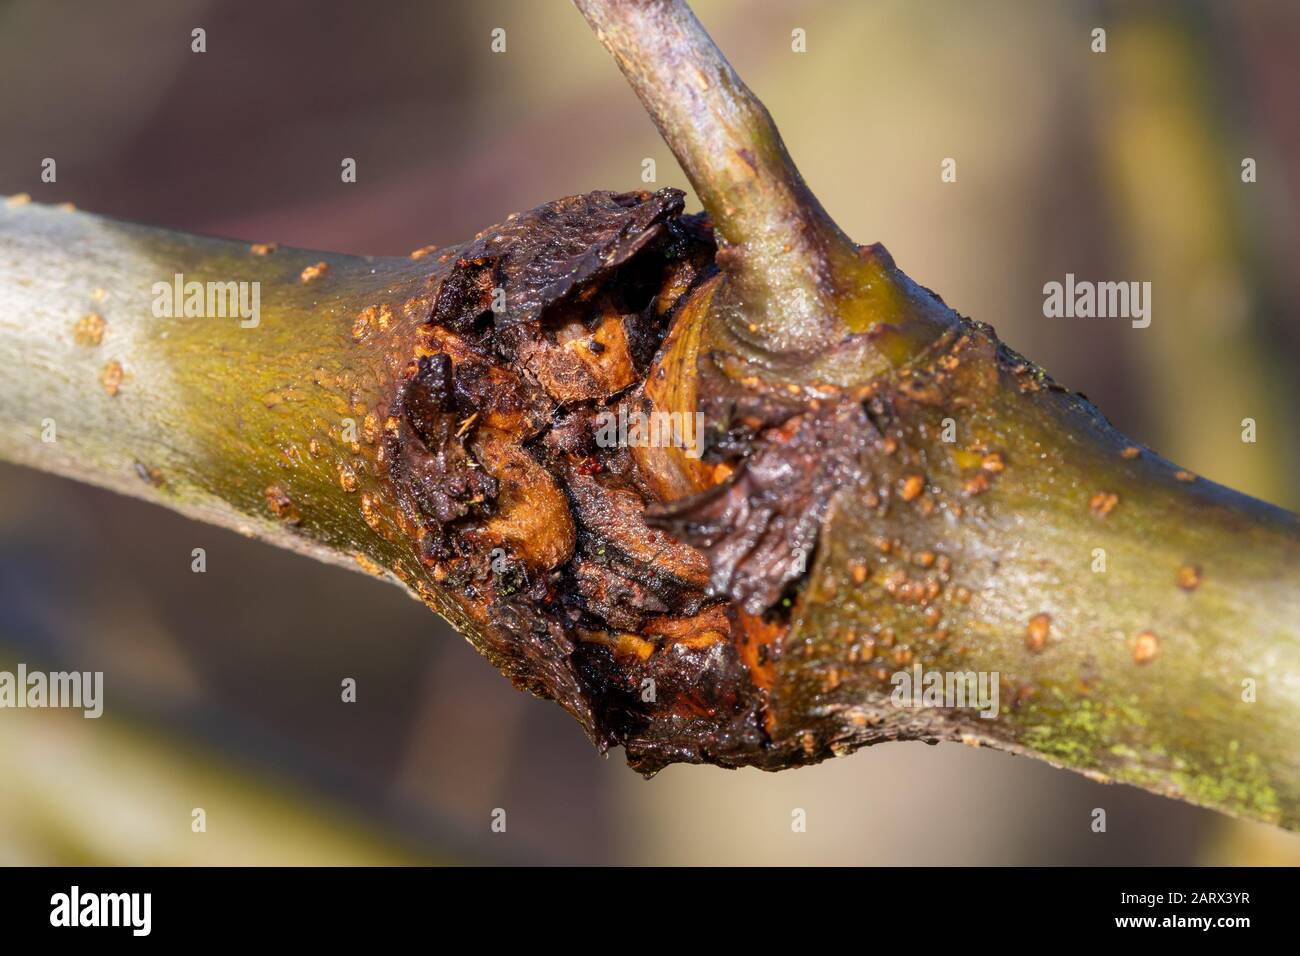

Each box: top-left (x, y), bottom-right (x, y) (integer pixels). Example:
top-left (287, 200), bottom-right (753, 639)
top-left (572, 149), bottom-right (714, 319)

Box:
top-left (0, 190), bottom-right (778, 767)
top-left (1, 0), bottom-right (1298, 829)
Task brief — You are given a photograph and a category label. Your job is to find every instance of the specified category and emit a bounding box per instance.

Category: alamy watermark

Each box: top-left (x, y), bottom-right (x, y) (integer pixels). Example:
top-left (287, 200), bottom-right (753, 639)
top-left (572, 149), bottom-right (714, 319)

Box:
top-left (0, 663), bottom-right (103, 718)
top-left (50, 886), bottom-right (150, 936)
top-left (1043, 273), bottom-right (1151, 329)
top-left (152, 273), bottom-right (260, 328)
top-left (594, 406), bottom-right (706, 459)
top-left (890, 663), bottom-right (999, 718)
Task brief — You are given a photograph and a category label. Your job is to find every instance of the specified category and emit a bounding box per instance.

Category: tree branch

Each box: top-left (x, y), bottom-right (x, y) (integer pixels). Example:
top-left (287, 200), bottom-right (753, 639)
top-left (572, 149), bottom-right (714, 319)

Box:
top-left (577, 0), bottom-right (1300, 826)
top-left (0, 201), bottom-right (446, 594)
top-left (0, 0), bottom-right (1297, 830)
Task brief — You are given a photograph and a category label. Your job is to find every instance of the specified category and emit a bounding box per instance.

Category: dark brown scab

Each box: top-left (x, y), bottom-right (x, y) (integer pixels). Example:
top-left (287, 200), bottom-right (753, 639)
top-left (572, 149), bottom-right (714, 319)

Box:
top-left (405, 354), bottom-right (455, 439)
top-left (430, 256), bottom-right (500, 335)
top-left (430, 188), bottom-right (687, 334)
top-left (384, 187), bottom-right (1024, 774)
top-left (392, 352), bottom-right (497, 535)
top-left (380, 189), bottom-right (794, 770)
top-left (647, 401), bottom-right (875, 615)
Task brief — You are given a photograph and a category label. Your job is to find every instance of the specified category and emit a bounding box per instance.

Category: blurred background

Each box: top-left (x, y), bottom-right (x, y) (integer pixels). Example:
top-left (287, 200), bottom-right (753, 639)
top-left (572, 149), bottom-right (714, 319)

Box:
top-left (2, 0), bottom-right (1299, 864)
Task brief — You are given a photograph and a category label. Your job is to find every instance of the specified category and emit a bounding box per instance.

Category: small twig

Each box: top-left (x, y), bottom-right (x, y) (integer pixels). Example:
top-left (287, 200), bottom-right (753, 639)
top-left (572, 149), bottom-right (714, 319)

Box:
top-left (574, 0), bottom-right (865, 354)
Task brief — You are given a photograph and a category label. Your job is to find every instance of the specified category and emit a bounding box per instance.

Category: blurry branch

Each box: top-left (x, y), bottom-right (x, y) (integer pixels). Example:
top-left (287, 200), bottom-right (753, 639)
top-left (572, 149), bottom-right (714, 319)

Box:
top-left (0, 0), bottom-right (1295, 830)
top-left (1097, 9), bottom-right (1297, 501)
top-left (0, 705), bottom-right (428, 865)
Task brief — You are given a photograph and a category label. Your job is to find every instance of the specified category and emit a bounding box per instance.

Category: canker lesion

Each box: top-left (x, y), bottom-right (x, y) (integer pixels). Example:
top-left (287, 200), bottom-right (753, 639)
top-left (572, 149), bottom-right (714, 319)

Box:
top-left (374, 190), bottom-right (827, 769)
top-left (375, 191), bottom-right (1084, 773)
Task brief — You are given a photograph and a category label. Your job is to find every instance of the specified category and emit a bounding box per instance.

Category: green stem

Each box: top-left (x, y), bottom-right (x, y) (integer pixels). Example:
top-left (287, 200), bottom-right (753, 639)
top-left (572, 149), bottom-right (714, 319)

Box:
top-left (573, 0), bottom-right (953, 372)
